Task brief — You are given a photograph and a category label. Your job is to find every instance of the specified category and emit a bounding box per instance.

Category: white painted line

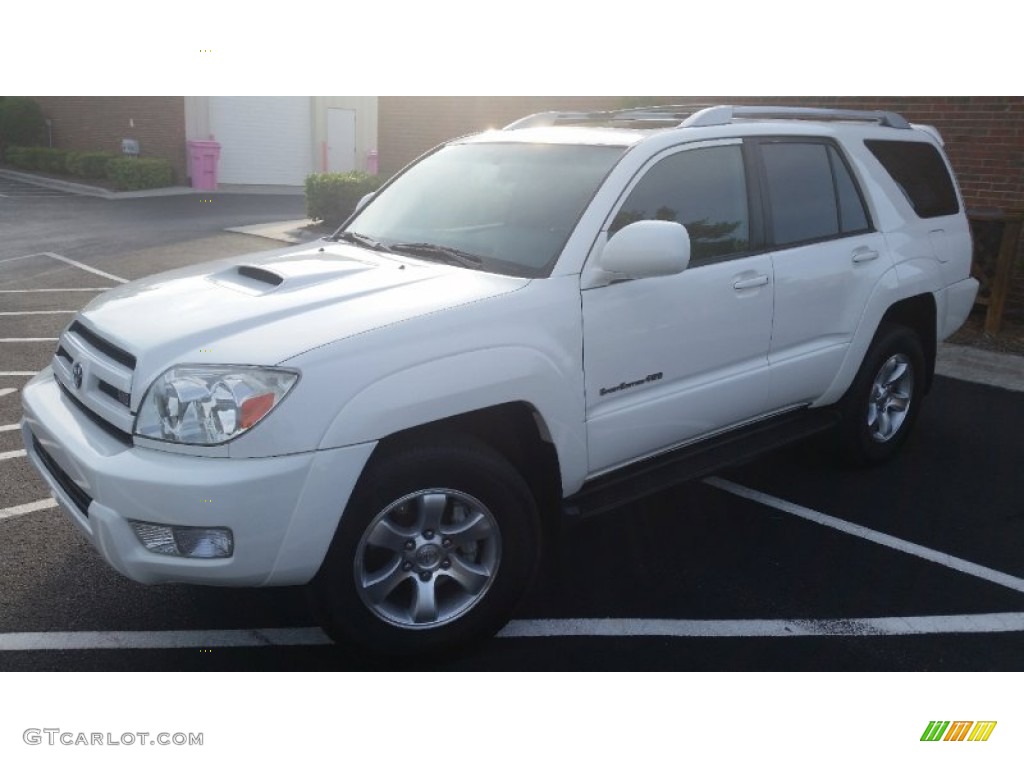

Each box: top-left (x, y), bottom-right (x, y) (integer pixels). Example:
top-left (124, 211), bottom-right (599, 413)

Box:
top-left (0, 310), bottom-right (76, 316)
top-left (1, 612), bottom-right (1023, 651)
top-left (0, 627), bottom-right (332, 652)
top-left (705, 477), bottom-right (1024, 595)
top-left (0, 423), bottom-right (21, 433)
top-left (498, 612), bottom-right (1024, 638)
top-left (0, 253), bottom-right (45, 265)
top-left (0, 388), bottom-right (16, 399)
top-left (0, 288), bottom-right (109, 293)
top-left (0, 498), bottom-right (56, 521)
top-left (0, 338), bottom-right (57, 343)
top-left (0, 449), bottom-right (27, 462)
top-left (45, 252), bottom-right (127, 284)
top-left (0, 371), bottom-right (39, 376)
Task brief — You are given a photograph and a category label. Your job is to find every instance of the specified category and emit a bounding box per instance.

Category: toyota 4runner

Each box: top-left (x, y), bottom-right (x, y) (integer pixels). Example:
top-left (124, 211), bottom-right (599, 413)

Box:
top-left (21, 104), bottom-right (979, 654)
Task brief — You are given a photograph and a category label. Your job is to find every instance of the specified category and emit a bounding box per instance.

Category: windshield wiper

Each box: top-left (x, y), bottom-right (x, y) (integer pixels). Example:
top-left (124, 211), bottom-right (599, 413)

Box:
top-left (387, 242), bottom-right (484, 269)
top-left (332, 230), bottom-right (395, 253)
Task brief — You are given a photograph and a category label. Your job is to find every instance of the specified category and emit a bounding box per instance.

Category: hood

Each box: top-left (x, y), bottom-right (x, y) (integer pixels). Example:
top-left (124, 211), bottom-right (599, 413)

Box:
top-left (77, 241), bottom-right (527, 387)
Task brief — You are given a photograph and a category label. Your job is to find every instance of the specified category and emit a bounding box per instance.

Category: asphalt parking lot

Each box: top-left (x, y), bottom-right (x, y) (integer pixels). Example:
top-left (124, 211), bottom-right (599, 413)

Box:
top-left (2, 180), bottom-right (1024, 671)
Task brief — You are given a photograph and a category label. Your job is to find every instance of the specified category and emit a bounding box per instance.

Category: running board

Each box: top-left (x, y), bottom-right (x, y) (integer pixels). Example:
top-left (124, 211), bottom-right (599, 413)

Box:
top-left (563, 409), bottom-right (839, 520)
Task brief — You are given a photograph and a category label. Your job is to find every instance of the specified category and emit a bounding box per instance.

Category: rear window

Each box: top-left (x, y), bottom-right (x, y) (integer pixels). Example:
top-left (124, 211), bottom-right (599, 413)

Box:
top-left (864, 140), bottom-right (959, 218)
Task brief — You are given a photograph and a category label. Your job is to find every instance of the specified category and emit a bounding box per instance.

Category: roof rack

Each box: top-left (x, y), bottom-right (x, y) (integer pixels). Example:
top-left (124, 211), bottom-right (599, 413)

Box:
top-left (503, 105), bottom-right (717, 130)
top-left (682, 105), bottom-right (911, 129)
top-left (504, 104), bottom-right (911, 131)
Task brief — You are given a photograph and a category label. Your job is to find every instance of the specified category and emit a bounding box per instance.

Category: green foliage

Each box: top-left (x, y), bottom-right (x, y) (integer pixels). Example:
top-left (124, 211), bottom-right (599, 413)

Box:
top-left (0, 97), bottom-right (46, 150)
top-left (66, 150), bottom-right (119, 178)
top-left (305, 172), bottom-right (382, 226)
top-left (4, 145), bottom-right (65, 172)
top-left (4, 145), bottom-right (29, 167)
top-left (106, 157), bottom-right (174, 190)
top-left (39, 147), bottom-right (67, 173)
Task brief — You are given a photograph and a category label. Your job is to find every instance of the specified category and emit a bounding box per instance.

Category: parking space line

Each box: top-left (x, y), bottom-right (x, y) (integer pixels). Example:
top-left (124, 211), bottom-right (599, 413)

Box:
top-left (0, 424), bottom-right (21, 432)
top-left (2, 610), bottom-right (1024, 651)
top-left (0, 288), bottom-right (109, 294)
top-left (0, 498), bottom-right (56, 522)
top-left (0, 254), bottom-right (43, 264)
top-left (0, 388), bottom-right (16, 399)
top-left (0, 449), bottom-right (26, 462)
top-left (0, 371), bottom-right (39, 376)
top-left (499, 612), bottom-right (1024, 638)
top-left (0, 338), bottom-right (58, 343)
top-left (0, 310), bottom-right (76, 316)
top-left (705, 477), bottom-right (1024, 595)
top-left (0, 627), bottom-right (332, 652)
top-left (44, 252), bottom-right (127, 284)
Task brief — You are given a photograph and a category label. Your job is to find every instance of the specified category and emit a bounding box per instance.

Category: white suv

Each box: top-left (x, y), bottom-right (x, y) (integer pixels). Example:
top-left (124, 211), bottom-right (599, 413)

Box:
top-left (22, 105), bottom-right (979, 654)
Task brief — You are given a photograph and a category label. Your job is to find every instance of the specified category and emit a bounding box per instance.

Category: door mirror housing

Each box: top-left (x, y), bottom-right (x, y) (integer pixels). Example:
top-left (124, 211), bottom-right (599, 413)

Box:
top-left (600, 220), bottom-right (691, 280)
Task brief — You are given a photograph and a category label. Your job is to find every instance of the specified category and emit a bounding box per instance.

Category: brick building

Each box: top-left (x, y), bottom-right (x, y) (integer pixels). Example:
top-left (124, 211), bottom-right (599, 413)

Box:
top-left (31, 96), bottom-right (379, 187)
top-left (33, 97), bottom-right (188, 181)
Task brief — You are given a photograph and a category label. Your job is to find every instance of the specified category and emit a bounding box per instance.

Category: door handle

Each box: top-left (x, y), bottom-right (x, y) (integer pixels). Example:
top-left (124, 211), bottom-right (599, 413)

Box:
top-left (733, 274), bottom-right (769, 290)
top-left (852, 248), bottom-right (880, 263)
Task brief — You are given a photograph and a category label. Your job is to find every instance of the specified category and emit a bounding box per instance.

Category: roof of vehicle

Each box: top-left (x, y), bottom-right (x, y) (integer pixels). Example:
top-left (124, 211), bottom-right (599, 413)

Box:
top-left (456, 104), bottom-right (944, 149)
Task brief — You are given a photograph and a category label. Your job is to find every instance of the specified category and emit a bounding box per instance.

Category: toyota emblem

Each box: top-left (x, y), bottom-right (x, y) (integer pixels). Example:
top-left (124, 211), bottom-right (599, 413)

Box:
top-left (72, 362), bottom-right (83, 390)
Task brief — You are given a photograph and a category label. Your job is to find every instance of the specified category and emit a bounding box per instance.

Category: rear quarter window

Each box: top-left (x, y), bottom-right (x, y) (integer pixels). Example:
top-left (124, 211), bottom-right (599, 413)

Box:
top-left (864, 139), bottom-right (959, 218)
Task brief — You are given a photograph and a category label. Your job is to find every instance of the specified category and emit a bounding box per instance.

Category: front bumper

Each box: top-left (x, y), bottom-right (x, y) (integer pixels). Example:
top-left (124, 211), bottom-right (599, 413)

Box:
top-left (20, 367), bottom-right (376, 587)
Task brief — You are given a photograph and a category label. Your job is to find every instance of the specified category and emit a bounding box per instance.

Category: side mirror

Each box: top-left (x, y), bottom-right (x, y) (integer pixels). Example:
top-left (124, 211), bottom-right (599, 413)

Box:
top-left (600, 220), bottom-right (691, 280)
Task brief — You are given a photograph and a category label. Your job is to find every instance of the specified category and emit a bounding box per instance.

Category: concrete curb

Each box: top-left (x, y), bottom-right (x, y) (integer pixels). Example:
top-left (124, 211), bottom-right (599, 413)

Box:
top-left (225, 220), bottom-right (327, 244)
top-left (0, 169), bottom-right (305, 199)
top-left (936, 343), bottom-right (1024, 392)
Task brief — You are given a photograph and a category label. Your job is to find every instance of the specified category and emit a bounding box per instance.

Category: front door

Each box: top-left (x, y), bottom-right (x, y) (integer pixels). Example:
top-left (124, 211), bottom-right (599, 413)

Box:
top-left (582, 140), bottom-right (775, 474)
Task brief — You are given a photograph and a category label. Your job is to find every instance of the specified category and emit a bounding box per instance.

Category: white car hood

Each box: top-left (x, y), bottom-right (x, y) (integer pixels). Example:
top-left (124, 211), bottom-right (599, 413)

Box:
top-left (77, 241), bottom-right (527, 387)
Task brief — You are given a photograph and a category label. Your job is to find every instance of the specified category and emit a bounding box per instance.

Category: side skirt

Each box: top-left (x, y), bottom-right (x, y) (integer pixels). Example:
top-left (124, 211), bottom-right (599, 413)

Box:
top-left (563, 408), bottom-right (839, 520)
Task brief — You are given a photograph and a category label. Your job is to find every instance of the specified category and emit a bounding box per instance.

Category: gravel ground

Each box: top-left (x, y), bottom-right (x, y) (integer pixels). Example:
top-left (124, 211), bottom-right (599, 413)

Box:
top-left (947, 311), bottom-right (1024, 358)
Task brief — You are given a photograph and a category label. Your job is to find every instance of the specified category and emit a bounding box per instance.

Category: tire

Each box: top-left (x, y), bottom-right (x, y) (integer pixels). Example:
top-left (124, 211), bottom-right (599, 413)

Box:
top-left (309, 436), bottom-right (541, 656)
top-left (836, 323), bottom-right (926, 466)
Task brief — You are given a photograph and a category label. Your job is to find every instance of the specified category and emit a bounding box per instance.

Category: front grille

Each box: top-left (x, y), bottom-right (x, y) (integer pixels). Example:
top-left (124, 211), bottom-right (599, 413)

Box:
top-left (32, 435), bottom-right (93, 517)
top-left (68, 320), bottom-right (136, 370)
top-left (57, 379), bottom-right (133, 446)
top-left (56, 345), bottom-right (73, 364)
top-left (97, 379), bottom-right (131, 407)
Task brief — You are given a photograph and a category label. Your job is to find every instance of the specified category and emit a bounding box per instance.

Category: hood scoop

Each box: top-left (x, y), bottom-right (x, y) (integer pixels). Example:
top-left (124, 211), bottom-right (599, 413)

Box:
top-left (237, 265), bottom-right (284, 286)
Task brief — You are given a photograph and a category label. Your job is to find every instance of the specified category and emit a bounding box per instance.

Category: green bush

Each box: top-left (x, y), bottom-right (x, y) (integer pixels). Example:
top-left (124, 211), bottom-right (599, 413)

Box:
top-left (67, 150), bottom-right (118, 178)
top-left (106, 157), bottom-right (174, 190)
top-left (4, 145), bottom-right (29, 168)
top-left (0, 97), bottom-right (45, 151)
top-left (39, 147), bottom-right (67, 173)
top-left (4, 146), bottom-right (65, 172)
top-left (305, 171), bottom-right (382, 226)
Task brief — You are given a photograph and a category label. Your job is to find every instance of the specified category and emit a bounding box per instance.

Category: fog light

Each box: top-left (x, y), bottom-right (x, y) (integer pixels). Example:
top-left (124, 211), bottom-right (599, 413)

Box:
top-left (129, 521), bottom-right (234, 558)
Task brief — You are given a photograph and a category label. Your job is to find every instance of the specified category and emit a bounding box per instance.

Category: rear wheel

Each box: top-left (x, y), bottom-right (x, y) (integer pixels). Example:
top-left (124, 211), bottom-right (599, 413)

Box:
top-left (309, 436), bottom-right (541, 656)
top-left (837, 323), bottom-right (926, 465)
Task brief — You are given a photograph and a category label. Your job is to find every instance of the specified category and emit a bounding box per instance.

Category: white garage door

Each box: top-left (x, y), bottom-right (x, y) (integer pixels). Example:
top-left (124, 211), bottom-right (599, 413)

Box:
top-left (208, 97), bottom-right (312, 185)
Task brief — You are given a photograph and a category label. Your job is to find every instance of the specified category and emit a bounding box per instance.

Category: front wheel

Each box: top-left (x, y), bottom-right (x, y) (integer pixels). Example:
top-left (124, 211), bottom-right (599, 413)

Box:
top-left (836, 323), bottom-right (926, 465)
top-left (309, 437), bottom-right (541, 656)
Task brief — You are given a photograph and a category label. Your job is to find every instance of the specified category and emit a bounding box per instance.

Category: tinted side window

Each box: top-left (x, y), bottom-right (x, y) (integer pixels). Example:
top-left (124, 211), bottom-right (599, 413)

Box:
top-left (761, 142), bottom-right (838, 245)
top-left (865, 139), bottom-right (959, 218)
top-left (828, 146), bottom-right (870, 233)
top-left (610, 145), bottom-right (750, 264)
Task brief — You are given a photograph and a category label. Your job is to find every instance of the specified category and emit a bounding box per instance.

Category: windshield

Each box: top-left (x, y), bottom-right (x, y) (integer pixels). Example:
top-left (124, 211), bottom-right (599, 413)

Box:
top-left (340, 142), bottom-right (625, 277)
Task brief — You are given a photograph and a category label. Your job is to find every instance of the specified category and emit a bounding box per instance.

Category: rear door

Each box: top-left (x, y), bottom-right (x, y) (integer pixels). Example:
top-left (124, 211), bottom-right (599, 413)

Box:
top-left (754, 138), bottom-right (893, 406)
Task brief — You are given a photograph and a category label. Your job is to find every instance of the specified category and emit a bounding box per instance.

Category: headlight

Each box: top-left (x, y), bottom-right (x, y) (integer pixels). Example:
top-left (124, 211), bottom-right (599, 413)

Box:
top-left (134, 365), bottom-right (298, 445)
